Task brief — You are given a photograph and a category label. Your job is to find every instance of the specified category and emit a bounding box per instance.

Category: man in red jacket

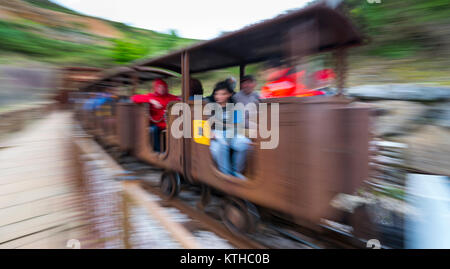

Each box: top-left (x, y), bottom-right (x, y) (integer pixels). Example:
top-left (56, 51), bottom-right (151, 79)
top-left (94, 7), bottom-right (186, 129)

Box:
top-left (131, 79), bottom-right (180, 152)
top-left (260, 59), bottom-right (325, 98)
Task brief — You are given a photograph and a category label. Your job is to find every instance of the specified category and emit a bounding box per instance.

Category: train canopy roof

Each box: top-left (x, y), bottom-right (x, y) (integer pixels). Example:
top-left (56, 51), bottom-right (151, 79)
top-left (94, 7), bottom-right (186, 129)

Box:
top-left (81, 66), bottom-right (178, 90)
top-left (134, 2), bottom-right (363, 74)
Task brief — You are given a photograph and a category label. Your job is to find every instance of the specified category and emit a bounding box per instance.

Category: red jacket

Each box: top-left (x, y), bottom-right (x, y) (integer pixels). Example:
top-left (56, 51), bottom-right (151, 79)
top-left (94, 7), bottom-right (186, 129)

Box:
top-left (261, 68), bottom-right (325, 98)
top-left (131, 93), bottom-right (180, 129)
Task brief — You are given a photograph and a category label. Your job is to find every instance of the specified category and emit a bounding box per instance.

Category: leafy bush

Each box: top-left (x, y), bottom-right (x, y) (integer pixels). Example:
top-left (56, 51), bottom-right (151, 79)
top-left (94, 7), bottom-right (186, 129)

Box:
top-left (111, 39), bottom-right (150, 64)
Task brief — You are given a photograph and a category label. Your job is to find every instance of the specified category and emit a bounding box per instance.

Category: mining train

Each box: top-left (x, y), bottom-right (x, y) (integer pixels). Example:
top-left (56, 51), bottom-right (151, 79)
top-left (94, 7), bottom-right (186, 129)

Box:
top-left (70, 2), bottom-right (377, 245)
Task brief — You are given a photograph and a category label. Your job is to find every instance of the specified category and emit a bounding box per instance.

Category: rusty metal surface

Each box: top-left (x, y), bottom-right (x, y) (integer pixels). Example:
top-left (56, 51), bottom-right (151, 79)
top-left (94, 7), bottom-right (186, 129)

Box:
top-left (75, 133), bottom-right (235, 249)
top-left (83, 128), bottom-right (365, 249)
top-left (81, 67), bottom-right (178, 91)
top-left (94, 103), bottom-right (119, 147)
top-left (71, 0), bottom-right (370, 235)
top-left (334, 49), bottom-right (348, 95)
top-left (56, 67), bottom-right (103, 106)
top-left (97, 95), bottom-right (370, 229)
top-left (134, 2), bottom-right (363, 74)
top-left (116, 103), bottom-right (136, 152)
top-left (131, 103), bottom-right (184, 173)
top-left (74, 95), bottom-right (374, 247)
top-left (184, 98), bottom-right (370, 226)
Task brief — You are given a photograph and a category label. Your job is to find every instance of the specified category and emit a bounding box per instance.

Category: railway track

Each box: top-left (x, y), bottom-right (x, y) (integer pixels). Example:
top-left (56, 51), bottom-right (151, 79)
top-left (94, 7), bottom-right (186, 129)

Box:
top-left (76, 125), bottom-right (374, 249)
top-left (99, 150), bottom-right (363, 248)
top-left (140, 181), bottom-right (266, 249)
top-left (115, 157), bottom-right (315, 249)
top-left (135, 166), bottom-right (362, 249)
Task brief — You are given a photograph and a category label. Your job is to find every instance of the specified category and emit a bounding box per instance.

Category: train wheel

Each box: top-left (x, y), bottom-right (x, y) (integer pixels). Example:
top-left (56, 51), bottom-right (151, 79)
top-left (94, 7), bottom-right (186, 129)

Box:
top-left (196, 184), bottom-right (211, 211)
top-left (221, 198), bottom-right (258, 234)
top-left (160, 171), bottom-right (181, 199)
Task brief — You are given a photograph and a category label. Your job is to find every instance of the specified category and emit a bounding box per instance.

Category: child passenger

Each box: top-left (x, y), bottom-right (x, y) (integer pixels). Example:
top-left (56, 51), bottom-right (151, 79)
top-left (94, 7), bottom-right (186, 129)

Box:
top-left (209, 81), bottom-right (251, 179)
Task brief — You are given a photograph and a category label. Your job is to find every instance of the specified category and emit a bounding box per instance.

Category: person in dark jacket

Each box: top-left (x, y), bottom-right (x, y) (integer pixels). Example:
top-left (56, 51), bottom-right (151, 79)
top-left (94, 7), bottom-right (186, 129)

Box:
top-left (188, 78), bottom-right (204, 101)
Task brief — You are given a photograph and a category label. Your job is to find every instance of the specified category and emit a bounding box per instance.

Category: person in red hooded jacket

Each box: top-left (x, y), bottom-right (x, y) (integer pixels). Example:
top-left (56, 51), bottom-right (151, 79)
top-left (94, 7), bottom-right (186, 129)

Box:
top-left (260, 59), bottom-right (325, 98)
top-left (131, 79), bottom-right (180, 152)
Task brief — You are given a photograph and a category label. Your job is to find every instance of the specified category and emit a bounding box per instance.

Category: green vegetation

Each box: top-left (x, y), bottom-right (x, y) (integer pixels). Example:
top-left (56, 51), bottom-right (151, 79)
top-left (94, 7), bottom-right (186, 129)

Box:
top-left (111, 39), bottom-right (150, 64)
top-left (343, 0), bottom-right (450, 59)
top-left (1, 0), bottom-right (449, 86)
top-left (371, 186), bottom-right (406, 201)
top-left (0, 1), bottom-right (199, 67)
top-left (0, 20), bottom-right (113, 66)
top-left (110, 27), bottom-right (198, 64)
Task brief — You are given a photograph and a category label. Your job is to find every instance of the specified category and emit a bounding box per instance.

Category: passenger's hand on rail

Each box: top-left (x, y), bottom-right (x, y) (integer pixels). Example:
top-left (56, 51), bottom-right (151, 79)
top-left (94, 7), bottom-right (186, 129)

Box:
top-left (149, 99), bottom-right (163, 109)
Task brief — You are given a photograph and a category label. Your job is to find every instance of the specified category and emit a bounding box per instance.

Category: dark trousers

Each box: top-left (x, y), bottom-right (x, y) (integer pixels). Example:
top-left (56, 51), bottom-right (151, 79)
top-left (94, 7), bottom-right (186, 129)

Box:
top-left (150, 125), bottom-right (162, 152)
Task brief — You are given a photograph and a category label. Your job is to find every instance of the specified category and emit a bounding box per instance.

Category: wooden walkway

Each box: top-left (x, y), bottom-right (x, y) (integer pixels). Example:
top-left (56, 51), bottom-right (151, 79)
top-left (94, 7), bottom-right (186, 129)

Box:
top-left (0, 111), bottom-right (92, 249)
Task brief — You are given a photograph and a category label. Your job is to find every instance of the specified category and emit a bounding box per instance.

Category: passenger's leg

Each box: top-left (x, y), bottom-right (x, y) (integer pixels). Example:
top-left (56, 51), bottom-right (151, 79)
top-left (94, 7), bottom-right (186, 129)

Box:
top-left (150, 125), bottom-right (161, 152)
top-left (210, 135), bottom-right (232, 175)
top-left (230, 135), bottom-right (251, 178)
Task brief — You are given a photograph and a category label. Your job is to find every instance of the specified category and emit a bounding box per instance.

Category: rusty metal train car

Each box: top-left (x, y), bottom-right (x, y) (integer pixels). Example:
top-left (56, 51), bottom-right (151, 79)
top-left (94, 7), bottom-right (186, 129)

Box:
top-left (55, 67), bottom-right (103, 109)
top-left (73, 2), bottom-right (375, 243)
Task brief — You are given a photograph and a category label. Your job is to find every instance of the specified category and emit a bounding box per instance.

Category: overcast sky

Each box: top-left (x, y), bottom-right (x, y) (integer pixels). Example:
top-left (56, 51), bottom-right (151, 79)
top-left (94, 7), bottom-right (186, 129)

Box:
top-left (52, 0), bottom-right (311, 39)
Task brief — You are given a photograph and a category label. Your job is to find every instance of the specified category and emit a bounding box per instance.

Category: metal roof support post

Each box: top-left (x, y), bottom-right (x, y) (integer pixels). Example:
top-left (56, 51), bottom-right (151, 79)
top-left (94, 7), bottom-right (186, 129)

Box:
top-left (239, 64), bottom-right (246, 83)
top-left (334, 48), bottom-right (347, 96)
top-left (181, 51), bottom-right (193, 183)
top-left (181, 52), bottom-right (190, 102)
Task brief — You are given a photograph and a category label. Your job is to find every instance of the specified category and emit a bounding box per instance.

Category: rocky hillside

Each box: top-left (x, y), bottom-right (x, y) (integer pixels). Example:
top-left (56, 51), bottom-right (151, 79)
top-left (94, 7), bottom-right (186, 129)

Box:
top-left (0, 0), bottom-right (198, 67)
top-left (347, 84), bottom-right (450, 187)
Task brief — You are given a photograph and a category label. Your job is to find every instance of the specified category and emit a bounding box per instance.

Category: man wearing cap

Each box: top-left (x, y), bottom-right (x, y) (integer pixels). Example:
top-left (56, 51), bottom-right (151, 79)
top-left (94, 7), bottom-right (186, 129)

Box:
top-left (234, 75), bottom-right (259, 106)
top-left (131, 79), bottom-right (180, 152)
top-left (233, 75), bottom-right (259, 130)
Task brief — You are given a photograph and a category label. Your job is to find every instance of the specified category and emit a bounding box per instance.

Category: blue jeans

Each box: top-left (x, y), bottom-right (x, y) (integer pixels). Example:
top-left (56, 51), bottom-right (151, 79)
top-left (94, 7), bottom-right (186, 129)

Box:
top-left (150, 125), bottom-right (162, 152)
top-left (210, 130), bottom-right (251, 178)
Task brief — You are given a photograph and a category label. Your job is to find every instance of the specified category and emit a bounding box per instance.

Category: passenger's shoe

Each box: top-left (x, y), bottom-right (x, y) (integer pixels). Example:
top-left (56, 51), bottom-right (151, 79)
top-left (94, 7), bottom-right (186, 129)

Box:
top-left (233, 172), bottom-right (246, 180)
